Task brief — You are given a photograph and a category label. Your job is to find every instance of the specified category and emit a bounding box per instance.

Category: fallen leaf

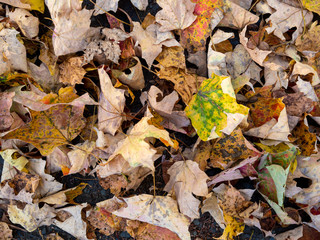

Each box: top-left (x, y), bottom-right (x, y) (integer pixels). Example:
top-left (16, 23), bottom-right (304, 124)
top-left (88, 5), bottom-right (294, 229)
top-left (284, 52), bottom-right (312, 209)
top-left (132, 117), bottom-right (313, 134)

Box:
top-left (296, 21), bottom-right (320, 52)
top-left (94, 0), bottom-right (119, 15)
top-left (53, 204), bottom-right (89, 240)
top-left (239, 25), bottom-right (272, 66)
top-left (302, 0), bottom-right (320, 16)
top-left (275, 225), bottom-right (303, 240)
top-left (180, 0), bottom-right (224, 52)
top-left (185, 73), bottom-right (249, 141)
top-left (202, 193), bottom-right (225, 229)
top-left (219, 0), bottom-right (259, 29)
top-left (27, 158), bottom-right (63, 198)
top-left (8, 203), bottom-right (55, 232)
top-left (131, 0), bottom-right (148, 10)
top-left (8, 8), bottom-right (39, 39)
top-left (67, 141), bottom-right (96, 174)
top-left (0, 222), bottom-right (13, 239)
top-left (45, 1), bottom-right (94, 56)
top-left (1, 0), bottom-right (44, 12)
top-left (209, 128), bottom-right (259, 169)
top-left (3, 102), bottom-right (87, 156)
top-left (100, 116), bottom-right (177, 172)
top-left (164, 160), bottom-right (209, 219)
top-left (0, 92), bottom-right (15, 131)
top-left (98, 68), bottom-right (126, 135)
top-left (291, 120), bottom-right (317, 156)
top-left (59, 57), bottom-right (86, 85)
top-left (0, 28), bottom-right (27, 75)
top-left (155, 0), bottom-right (197, 32)
top-left (265, 0), bottom-right (313, 41)
top-left (130, 22), bottom-right (180, 67)
top-left (0, 149), bottom-right (28, 171)
top-left (97, 195), bottom-right (191, 240)
top-left (156, 46), bottom-right (186, 69)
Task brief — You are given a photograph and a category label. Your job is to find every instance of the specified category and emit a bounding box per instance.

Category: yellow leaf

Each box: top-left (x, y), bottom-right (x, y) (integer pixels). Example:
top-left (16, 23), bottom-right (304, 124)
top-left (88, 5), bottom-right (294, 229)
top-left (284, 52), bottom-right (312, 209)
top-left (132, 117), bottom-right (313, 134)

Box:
top-left (21, 0), bottom-right (44, 13)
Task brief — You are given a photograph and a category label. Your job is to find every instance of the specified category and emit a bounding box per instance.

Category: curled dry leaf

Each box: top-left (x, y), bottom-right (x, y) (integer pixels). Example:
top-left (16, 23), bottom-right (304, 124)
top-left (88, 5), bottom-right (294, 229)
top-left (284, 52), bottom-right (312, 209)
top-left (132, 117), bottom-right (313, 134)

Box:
top-left (97, 194), bottom-right (191, 240)
top-left (164, 160), bottom-right (209, 220)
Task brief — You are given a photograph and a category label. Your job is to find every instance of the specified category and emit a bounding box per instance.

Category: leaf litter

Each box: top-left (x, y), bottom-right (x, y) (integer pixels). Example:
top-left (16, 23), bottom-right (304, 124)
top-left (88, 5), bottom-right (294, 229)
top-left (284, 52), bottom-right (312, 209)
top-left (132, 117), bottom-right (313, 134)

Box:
top-left (0, 0), bottom-right (320, 239)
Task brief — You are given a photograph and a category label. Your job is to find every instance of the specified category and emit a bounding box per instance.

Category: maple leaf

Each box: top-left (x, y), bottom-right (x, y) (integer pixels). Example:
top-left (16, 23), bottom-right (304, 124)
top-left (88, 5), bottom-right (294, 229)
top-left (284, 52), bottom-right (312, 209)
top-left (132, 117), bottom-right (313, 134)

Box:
top-left (209, 128), bottom-right (259, 169)
top-left (98, 68), bottom-right (125, 135)
top-left (97, 195), bottom-right (191, 240)
top-left (8, 203), bottom-right (55, 232)
top-left (99, 116), bottom-right (178, 172)
top-left (265, 0), bottom-right (313, 41)
top-left (185, 73), bottom-right (249, 141)
top-left (164, 160), bottom-right (209, 219)
top-left (3, 103), bottom-right (86, 156)
top-left (180, 0), bottom-right (224, 52)
top-left (155, 0), bottom-right (197, 32)
top-left (130, 22), bottom-right (180, 67)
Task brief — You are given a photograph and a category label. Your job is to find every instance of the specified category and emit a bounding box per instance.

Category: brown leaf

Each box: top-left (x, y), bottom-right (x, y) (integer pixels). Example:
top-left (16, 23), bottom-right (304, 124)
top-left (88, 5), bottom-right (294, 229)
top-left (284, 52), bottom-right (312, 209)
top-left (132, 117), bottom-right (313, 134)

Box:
top-left (157, 66), bottom-right (205, 104)
top-left (0, 92), bottom-right (15, 131)
top-left (59, 57), bottom-right (86, 85)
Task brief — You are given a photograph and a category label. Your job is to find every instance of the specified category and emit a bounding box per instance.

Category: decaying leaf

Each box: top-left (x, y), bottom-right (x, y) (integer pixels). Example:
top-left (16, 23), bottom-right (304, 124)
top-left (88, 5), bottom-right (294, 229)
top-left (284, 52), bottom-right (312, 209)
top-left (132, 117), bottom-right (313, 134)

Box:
top-left (209, 128), bottom-right (258, 169)
top-left (164, 160), bottom-right (209, 219)
top-left (185, 73), bottom-right (249, 141)
top-left (97, 195), bottom-right (191, 240)
top-left (3, 100), bottom-right (87, 156)
top-left (59, 57), bottom-right (86, 85)
top-left (8, 203), bottom-right (55, 232)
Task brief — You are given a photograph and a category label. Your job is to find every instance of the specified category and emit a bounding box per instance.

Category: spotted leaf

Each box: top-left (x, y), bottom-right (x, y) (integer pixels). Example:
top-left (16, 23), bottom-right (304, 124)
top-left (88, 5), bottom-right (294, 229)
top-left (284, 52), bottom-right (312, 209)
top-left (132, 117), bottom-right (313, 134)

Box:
top-left (185, 73), bottom-right (249, 141)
